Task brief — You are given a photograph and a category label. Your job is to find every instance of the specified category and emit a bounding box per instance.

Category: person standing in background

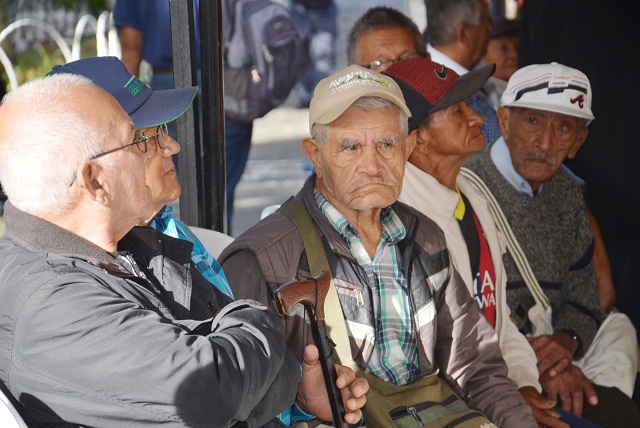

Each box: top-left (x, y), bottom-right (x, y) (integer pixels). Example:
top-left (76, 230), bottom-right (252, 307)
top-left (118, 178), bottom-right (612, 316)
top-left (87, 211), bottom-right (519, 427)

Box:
top-left (423, 0), bottom-right (500, 144)
top-left (346, 6), bottom-right (427, 73)
top-left (480, 17), bottom-right (519, 109)
top-left (288, 0), bottom-right (337, 108)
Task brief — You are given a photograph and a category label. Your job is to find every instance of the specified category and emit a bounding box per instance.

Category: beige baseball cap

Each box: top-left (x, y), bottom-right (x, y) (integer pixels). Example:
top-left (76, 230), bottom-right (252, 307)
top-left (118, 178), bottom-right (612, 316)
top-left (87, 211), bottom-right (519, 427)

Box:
top-left (308, 64), bottom-right (411, 131)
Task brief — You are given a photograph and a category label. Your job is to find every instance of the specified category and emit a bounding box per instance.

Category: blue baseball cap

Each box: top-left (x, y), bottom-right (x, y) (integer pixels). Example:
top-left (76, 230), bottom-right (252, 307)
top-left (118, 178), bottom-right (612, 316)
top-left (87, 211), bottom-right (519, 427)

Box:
top-left (47, 56), bottom-right (198, 129)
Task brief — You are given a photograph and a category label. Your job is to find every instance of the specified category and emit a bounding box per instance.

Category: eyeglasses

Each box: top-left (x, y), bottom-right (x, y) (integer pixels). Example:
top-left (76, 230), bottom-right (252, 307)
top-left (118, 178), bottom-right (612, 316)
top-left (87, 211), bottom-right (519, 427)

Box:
top-left (68, 123), bottom-right (169, 186)
top-left (363, 53), bottom-right (424, 72)
top-left (91, 123), bottom-right (168, 160)
top-left (133, 123), bottom-right (169, 153)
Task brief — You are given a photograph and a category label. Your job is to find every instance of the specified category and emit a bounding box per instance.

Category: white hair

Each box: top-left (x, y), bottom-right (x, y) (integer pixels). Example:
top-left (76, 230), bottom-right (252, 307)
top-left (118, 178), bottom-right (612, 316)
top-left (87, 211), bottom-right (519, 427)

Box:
top-left (0, 74), bottom-right (116, 216)
top-left (311, 96), bottom-right (409, 146)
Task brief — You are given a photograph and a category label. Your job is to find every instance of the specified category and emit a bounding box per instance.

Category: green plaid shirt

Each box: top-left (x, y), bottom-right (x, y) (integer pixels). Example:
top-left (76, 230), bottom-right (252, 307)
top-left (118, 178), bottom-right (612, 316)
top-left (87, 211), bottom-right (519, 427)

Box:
top-left (315, 190), bottom-right (419, 385)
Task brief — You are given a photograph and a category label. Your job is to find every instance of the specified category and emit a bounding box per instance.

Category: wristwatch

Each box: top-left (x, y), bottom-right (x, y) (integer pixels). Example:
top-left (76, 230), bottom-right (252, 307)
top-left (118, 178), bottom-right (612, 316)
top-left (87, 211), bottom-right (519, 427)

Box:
top-left (560, 329), bottom-right (584, 359)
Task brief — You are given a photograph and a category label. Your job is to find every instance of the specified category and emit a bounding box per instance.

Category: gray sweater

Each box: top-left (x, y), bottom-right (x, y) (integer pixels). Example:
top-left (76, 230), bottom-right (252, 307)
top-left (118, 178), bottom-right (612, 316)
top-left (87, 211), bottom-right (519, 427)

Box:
top-left (466, 146), bottom-right (606, 354)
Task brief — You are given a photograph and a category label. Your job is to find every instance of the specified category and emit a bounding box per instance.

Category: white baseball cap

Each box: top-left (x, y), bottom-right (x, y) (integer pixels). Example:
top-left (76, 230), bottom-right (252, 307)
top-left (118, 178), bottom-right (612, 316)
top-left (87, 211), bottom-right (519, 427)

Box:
top-left (501, 62), bottom-right (595, 124)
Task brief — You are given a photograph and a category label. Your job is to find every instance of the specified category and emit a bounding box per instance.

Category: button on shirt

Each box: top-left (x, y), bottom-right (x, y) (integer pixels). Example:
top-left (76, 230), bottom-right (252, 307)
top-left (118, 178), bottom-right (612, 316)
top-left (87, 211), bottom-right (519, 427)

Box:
top-left (315, 190), bottom-right (420, 385)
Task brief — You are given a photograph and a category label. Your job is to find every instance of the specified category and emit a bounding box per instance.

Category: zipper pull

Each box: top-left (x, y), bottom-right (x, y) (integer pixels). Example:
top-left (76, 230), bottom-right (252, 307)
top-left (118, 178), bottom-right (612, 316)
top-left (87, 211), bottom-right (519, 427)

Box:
top-left (261, 44), bottom-right (274, 63)
top-left (251, 66), bottom-right (261, 84)
top-left (408, 406), bottom-right (423, 426)
top-left (120, 254), bottom-right (147, 280)
top-left (355, 288), bottom-right (364, 307)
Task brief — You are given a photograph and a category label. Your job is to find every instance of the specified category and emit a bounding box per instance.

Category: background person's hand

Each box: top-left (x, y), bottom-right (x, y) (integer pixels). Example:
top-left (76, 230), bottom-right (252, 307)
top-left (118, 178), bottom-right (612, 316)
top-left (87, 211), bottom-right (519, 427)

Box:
top-left (540, 365), bottom-right (597, 417)
top-left (296, 344), bottom-right (368, 424)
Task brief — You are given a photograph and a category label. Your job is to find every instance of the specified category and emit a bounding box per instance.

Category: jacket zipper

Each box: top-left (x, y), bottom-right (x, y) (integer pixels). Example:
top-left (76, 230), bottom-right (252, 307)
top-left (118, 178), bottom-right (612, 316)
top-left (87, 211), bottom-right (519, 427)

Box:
top-left (335, 282), bottom-right (364, 307)
top-left (118, 254), bottom-right (147, 280)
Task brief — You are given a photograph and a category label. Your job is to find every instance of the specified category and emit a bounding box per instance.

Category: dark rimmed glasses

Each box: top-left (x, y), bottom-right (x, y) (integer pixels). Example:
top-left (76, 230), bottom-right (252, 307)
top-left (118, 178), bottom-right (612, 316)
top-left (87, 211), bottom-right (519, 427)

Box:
top-left (363, 53), bottom-right (424, 72)
top-left (68, 123), bottom-right (168, 186)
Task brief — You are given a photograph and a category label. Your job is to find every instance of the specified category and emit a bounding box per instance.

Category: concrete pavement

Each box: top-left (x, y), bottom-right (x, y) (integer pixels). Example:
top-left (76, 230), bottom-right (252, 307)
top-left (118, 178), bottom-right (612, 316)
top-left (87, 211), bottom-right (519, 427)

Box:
top-left (230, 107), bottom-right (311, 236)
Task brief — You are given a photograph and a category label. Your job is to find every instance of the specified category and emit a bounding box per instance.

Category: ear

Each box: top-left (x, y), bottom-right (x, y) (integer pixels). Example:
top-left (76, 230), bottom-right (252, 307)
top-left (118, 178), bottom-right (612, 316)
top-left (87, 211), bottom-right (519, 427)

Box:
top-left (409, 127), bottom-right (429, 155)
top-left (567, 127), bottom-right (589, 159)
top-left (496, 106), bottom-right (511, 140)
top-left (404, 132), bottom-right (417, 161)
top-left (301, 137), bottom-right (321, 176)
top-left (456, 22), bottom-right (469, 46)
top-left (77, 161), bottom-right (109, 205)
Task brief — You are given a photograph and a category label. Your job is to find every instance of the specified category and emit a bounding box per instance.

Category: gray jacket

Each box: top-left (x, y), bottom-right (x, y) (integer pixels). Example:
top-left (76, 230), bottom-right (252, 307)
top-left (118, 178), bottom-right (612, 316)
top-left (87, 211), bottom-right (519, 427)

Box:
top-left (219, 176), bottom-right (536, 428)
top-left (0, 202), bottom-right (297, 427)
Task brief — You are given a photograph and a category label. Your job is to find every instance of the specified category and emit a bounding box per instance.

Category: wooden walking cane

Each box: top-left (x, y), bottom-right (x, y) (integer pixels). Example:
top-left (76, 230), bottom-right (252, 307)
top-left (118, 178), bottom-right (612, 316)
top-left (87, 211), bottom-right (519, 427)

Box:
top-left (274, 271), bottom-right (350, 428)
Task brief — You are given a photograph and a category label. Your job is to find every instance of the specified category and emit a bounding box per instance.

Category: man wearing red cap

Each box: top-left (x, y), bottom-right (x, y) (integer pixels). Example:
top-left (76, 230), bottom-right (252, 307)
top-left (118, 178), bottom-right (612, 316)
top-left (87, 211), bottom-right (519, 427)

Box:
top-left (385, 57), bottom-right (604, 428)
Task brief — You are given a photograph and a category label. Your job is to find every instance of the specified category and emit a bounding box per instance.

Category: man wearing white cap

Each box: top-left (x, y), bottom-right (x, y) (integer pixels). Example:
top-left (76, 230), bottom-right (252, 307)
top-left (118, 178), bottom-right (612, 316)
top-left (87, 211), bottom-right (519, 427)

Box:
top-left (465, 62), bottom-right (640, 426)
top-left (220, 64), bottom-right (535, 426)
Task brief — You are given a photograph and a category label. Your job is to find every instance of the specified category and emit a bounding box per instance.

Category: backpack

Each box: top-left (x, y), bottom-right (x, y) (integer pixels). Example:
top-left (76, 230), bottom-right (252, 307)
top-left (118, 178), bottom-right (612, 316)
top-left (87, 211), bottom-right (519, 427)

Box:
top-left (223, 0), bottom-right (302, 122)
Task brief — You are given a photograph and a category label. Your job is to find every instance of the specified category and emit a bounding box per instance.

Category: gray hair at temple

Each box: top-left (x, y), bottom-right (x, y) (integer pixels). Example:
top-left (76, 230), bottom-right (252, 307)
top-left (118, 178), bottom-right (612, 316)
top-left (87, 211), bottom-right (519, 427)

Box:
top-left (347, 6), bottom-right (426, 66)
top-left (310, 96), bottom-right (409, 148)
top-left (425, 0), bottom-right (487, 45)
top-left (0, 74), bottom-right (116, 216)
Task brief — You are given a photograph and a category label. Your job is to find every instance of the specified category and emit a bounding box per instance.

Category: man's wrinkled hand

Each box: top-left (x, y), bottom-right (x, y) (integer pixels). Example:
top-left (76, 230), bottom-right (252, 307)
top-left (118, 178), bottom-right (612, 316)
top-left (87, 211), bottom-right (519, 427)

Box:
top-left (519, 386), bottom-right (568, 428)
top-left (540, 365), bottom-right (597, 417)
top-left (296, 344), bottom-right (368, 425)
top-left (528, 333), bottom-right (576, 377)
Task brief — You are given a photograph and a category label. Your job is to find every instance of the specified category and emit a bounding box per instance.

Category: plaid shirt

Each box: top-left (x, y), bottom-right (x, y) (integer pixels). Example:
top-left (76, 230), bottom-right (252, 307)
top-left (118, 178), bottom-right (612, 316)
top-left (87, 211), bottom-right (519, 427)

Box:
top-left (315, 190), bottom-right (419, 385)
top-left (148, 206), bottom-right (233, 298)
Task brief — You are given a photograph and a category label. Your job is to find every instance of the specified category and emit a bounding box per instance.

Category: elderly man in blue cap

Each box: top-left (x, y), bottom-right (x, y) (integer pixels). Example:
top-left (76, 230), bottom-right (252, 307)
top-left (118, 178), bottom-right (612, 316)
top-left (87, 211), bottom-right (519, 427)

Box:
top-left (48, 56), bottom-right (233, 297)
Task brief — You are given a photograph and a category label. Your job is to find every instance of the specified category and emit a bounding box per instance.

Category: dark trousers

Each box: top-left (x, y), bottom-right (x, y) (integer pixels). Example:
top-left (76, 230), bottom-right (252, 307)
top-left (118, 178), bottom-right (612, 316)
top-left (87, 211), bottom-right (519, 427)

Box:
top-left (577, 384), bottom-right (640, 428)
top-left (224, 116), bottom-right (253, 234)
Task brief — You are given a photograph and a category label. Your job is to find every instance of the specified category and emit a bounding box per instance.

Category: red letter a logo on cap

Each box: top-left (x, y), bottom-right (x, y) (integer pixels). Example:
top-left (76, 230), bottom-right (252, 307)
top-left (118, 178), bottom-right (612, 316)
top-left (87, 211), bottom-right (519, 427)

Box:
top-left (570, 95), bottom-right (585, 109)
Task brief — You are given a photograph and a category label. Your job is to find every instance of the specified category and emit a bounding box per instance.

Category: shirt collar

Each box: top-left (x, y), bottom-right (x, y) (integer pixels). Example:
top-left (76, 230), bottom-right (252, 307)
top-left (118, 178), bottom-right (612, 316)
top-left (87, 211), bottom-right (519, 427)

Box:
top-left (313, 189), bottom-right (406, 246)
top-left (427, 44), bottom-right (469, 76)
top-left (148, 205), bottom-right (173, 230)
top-left (490, 137), bottom-right (542, 196)
top-left (401, 163), bottom-right (460, 217)
top-left (3, 201), bottom-right (126, 271)
top-left (147, 205), bottom-right (179, 238)
top-left (453, 186), bottom-right (466, 220)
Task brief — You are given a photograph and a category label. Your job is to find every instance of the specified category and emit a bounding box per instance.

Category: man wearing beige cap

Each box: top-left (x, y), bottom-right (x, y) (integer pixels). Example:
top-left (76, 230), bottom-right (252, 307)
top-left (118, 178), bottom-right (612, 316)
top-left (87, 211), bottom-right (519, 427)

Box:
top-left (219, 64), bottom-right (535, 426)
top-left (465, 62), bottom-right (640, 426)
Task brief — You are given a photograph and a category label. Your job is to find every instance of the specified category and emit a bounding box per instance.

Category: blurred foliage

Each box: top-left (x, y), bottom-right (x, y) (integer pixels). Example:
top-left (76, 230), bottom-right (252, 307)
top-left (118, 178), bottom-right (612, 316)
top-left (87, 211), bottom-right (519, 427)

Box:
top-left (13, 44), bottom-right (65, 84)
top-left (51, 0), bottom-right (108, 15)
top-left (0, 0), bottom-right (108, 91)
